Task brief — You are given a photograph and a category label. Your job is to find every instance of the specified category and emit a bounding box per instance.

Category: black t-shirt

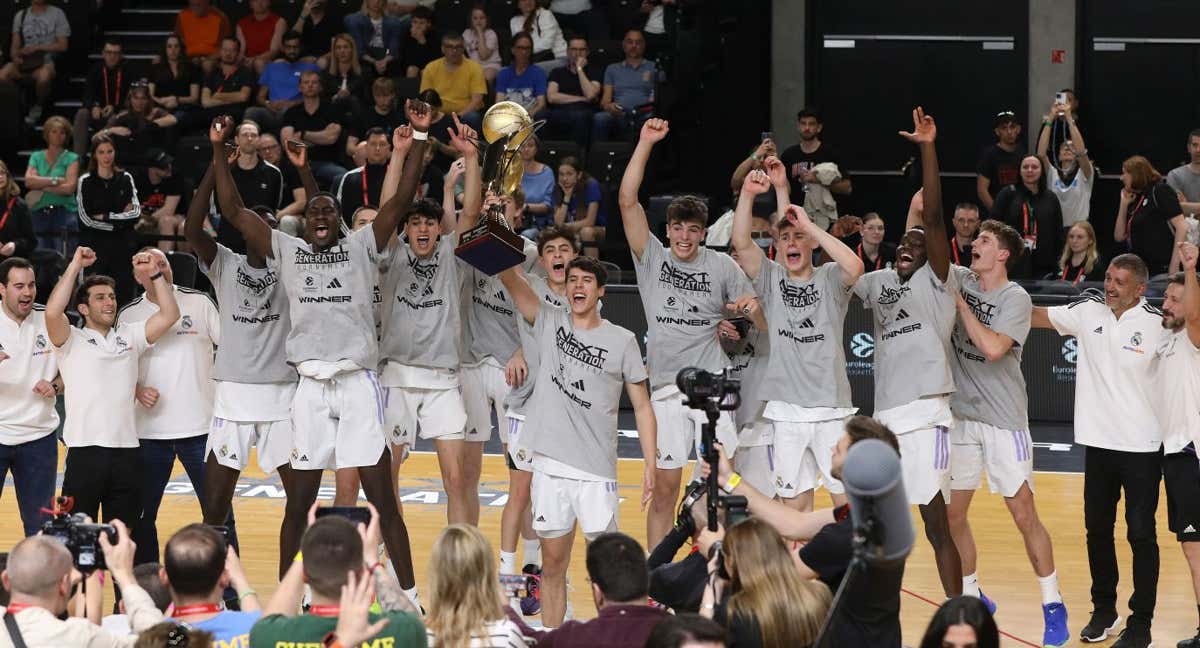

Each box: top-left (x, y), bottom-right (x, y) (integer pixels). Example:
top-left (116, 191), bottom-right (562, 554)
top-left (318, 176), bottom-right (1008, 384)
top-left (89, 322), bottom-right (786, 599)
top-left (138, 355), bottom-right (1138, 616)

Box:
top-left (275, 157), bottom-right (303, 201)
top-left (401, 31), bottom-right (440, 71)
top-left (975, 144), bottom-right (1026, 201)
top-left (217, 159), bottom-right (284, 253)
top-left (335, 163), bottom-right (388, 224)
top-left (949, 236), bottom-right (973, 268)
top-left (798, 511), bottom-right (904, 647)
top-left (779, 142), bottom-right (844, 205)
top-left (150, 61), bottom-right (200, 101)
top-left (1125, 181), bottom-right (1183, 275)
top-left (132, 169), bottom-right (185, 215)
top-left (990, 185), bottom-right (1065, 279)
top-left (840, 233), bottom-right (897, 271)
top-left (281, 101), bottom-right (342, 162)
top-left (299, 13), bottom-right (340, 59)
top-left (354, 106), bottom-right (406, 140)
top-left (204, 64), bottom-right (255, 102)
top-left (548, 64), bottom-right (602, 108)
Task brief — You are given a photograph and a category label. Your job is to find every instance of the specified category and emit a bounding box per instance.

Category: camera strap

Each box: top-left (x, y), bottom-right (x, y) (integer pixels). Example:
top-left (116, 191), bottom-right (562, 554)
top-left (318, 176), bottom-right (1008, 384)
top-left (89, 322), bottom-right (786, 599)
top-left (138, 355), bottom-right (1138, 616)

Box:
top-left (3, 611), bottom-right (30, 648)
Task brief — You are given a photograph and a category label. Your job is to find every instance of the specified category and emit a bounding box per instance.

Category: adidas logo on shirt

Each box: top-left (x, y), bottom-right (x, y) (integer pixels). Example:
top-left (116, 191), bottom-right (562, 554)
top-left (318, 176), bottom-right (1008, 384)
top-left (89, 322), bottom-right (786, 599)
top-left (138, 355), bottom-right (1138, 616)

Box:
top-left (536, 515), bottom-right (546, 522)
top-left (895, 309), bottom-right (911, 321)
top-left (327, 278), bottom-right (343, 289)
top-left (1093, 326), bottom-right (1104, 334)
top-left (797, 318), bottom-right (814, 329)
top-left (570, 379), bottom-right (586, 391)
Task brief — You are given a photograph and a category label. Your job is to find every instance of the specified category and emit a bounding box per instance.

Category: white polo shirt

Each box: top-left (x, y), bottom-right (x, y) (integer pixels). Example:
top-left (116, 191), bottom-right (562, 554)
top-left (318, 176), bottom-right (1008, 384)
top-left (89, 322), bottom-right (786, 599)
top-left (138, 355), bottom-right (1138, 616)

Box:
top-left (1048, 295), bottom-right (1165, 452)
top-left (0, 306), bottom-right (60, 444)
top-left (1154, 328), bottom-right (1200, 454)
top-left (118, 287), bottom-right (220, 441)
top-left (55, 321), bottom-right (150, 448)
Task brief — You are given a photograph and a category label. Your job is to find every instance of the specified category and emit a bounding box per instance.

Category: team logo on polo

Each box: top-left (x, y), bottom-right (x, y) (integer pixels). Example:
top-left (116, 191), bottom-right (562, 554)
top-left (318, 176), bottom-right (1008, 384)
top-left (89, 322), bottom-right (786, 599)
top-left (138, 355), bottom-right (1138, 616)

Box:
top-left (658, 262), bottom-right (711, 292)
top-left (877, 283), bottom-right (911, 305)
top-left (35, 334), bottom-right (47, 350)
top-left (181, 315), bottom-right (193, 330)
top-left (1131, 332), bottom-right (1143, 347)
top-left (115, 336), bottom-right (129, 351)
top-left (779, 279), bottom-right (819, 308)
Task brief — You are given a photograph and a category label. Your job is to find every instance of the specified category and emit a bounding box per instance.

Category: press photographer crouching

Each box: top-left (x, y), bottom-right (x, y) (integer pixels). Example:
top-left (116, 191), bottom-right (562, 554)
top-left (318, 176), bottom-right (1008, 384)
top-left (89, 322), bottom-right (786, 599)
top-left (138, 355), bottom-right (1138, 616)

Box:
top-left (647, 481), bottom-right (740, 613)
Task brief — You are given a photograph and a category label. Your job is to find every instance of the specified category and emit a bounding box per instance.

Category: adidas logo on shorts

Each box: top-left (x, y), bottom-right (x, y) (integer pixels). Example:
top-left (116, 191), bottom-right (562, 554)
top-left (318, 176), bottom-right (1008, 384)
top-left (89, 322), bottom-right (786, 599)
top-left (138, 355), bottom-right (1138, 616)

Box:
top-left (1186, 524), bottom-right (1197, 534)
top-left (536, 515), bottom-right (546, 522)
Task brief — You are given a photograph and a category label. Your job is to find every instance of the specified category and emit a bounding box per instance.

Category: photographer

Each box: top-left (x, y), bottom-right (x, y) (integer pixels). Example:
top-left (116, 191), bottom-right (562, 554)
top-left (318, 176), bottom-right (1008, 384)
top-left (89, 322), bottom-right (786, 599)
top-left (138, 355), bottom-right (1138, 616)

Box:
top-left (647, 484), bottom-right (725, 613)
top-left (0, 519), bottom-right (165, 646)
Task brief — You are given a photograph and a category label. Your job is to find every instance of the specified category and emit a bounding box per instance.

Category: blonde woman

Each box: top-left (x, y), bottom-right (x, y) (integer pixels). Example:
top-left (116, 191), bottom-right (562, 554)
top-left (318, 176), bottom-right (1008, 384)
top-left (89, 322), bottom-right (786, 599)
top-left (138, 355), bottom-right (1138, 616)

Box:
top-left (322, 33), bottom-right (365, 107)
top-left (426, 525), bottom-right (527, 648)
top-left (701, 518), bottom-right (832, 648)
top-left (25, 115), bottom-right (80, 252)
top-left (1058, 220), bottom-right (1102, 284)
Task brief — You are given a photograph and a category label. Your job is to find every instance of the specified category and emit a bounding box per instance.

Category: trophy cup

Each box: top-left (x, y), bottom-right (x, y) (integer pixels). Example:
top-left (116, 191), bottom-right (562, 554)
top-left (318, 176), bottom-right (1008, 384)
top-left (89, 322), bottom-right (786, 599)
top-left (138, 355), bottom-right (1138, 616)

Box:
top-left (454, 101), bottom-right (544, 275)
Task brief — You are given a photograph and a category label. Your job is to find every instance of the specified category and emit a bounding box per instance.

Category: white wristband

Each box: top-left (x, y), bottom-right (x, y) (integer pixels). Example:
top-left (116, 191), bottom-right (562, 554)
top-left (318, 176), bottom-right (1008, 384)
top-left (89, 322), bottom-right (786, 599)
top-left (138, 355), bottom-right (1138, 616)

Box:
top-left (412, 130), bottom-right (429, 141)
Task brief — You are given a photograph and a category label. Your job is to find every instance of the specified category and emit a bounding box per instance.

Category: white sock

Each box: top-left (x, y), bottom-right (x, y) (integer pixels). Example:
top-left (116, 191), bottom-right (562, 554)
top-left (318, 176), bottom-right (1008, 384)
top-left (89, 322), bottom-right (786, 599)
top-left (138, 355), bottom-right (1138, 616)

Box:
top-left (499, 550), bottom-right (518, 575)
top-left (402, 586), bottom-right (420, 610)
top-left (962, 573), bottom-right (980, 598)
top-left (385, 559), bottom-right (399, 585)
top-left (523, 538), bottom-right (542, 568)
top-left (1038, 571), bottom-right (1063, 605)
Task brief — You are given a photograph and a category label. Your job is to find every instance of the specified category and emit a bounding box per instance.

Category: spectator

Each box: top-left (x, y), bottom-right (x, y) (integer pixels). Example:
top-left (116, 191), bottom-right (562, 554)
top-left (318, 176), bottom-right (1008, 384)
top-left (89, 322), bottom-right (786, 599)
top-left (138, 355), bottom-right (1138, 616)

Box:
top-left (976, 111), bottom-right (1025, 212)
top-left (510, 0), bottom-right (566, 71)
top-left (336, 127), bottom-right (391, 226)
top-left (1058, 221), bottom-right (1103, 284)
top-left (23, 116), bottom-right (79, 253)
top-left (546, 35), bottom-right (601, 150)
top-left (949, 202), bottom-right (980, 267)
top-left (196, 37), bottom-right (255, 124)
top-left (102, 84), bottom-right (178, 169)
top-left (517, 136), bottom-right (554, 239)
top-left (729, 138), bottom-right (779, 195)
top-left (0, 0), bottom-right (70, 127)
top-left (641, 0), bottom-right (670, 60)
top-left (174, 0), bottom-right (234, 73)
top-left (131, 149), bottom-right (185, 252)
top-left (1038, 98), bottom-right (1093, 231)
top-left (463, 5), bottom-right (501, 84)
top-left (237, 0), bottom-right (287, 74)
top-left (401, 6), bottom-right (439, 78)
top-left (0, 523), bottom-right (164, 646)
top-left (294, 0), bottom-right (340, 64)
top-left (778, 108), bottom-right (852, 214)
top-left (281, 71), bottom-right (348, 188)
top-left (349, 77), bottom-right (405, 161)
top-left (149, 35), bottom-right (201, 116)
top-left (550, 0), bottom-right (607, 41)
top-left (845, 211), bottom-right (895, 271)
top-left (424, 524), bottom-right (525, 647)
top-left (419, 34), bottom-right (486, 130)
top-left (595, 28), bottom-right (657, 143)
top-left (552, 155), bottom-right (605, 256)
top-left (76, 134), bottom-right (141, 304)
top-left (321, 33), bottom-right (366, 116)
top-left (1115, 155), bottom-right (1187, 276)
top-left (644, 614), bottom-right (728, 648)
top-left (160, 525), bottom-right (261, 644)
top-left (217, 120), bottom-right (284, 253)
top-left (245, 31), bottom-right (319, 134)
top-left (345, 0), bottom-right (403, 79)
top-left (497, 33), bottom-right (548, 117)
top-left (256, 133), bottom-right (307, 227)
top-left (1171, 130), bottom-right (1200, 218)
top-left (918, 597), bottom-right (1000, 648)
top-left (99, 563), bottom-right (172, 635)
top-left (990, 155), bottom-right (1064, 279)
top-left (0, 165), bottom-right (35, 259)
top-left (73, 39), bottom-right (132, 159)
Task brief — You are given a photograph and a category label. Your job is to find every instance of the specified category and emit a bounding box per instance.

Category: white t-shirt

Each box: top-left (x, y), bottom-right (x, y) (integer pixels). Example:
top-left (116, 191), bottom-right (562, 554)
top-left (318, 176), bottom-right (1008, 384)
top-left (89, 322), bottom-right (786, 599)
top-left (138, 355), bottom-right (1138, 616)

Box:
top-left (0, 307), bottom-right (60, 444)
top-left (1154, 328), bottom-right (1200, 454)
top-left (119, 287), bottom-right (220, 440)
top-left (426, 618), bottom-right (529, 648)
top-left (1047, 295), bottom-right (1165, 452)
top-left (55, 322), bottom-right (150, 448)
top-left (212, 380), bottom-right (295, 422)
top-left (1050, 168), bottom-right (1093, 228)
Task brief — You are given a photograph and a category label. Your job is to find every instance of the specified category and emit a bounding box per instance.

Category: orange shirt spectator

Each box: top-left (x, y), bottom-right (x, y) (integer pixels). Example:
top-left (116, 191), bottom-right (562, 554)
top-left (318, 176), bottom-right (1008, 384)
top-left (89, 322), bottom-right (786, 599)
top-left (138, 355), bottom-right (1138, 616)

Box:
top-left (174, 0), bottom-right (232, 60)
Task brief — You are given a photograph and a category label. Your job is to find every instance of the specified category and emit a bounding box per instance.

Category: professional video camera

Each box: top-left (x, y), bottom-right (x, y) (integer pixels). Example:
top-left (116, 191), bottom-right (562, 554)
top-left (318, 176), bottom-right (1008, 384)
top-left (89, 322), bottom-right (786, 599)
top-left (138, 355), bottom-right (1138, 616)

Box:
top-left (676, 367), bottom-right (745, 539)
top-left (40, 496), bottom-right (117, 572)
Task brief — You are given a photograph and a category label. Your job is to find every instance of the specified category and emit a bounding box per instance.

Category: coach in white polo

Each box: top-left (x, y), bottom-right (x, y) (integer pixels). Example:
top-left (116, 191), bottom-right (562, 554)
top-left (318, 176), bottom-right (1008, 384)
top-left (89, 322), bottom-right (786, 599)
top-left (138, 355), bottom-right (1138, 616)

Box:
top-left (0, 257), bottom-right (61, 537)
top-left (118, 247), bottom-right (221, 565)
top-left (1032, 253), bottom-right (1165, 644)
top-left (45, 247), bottom-right (179, 527)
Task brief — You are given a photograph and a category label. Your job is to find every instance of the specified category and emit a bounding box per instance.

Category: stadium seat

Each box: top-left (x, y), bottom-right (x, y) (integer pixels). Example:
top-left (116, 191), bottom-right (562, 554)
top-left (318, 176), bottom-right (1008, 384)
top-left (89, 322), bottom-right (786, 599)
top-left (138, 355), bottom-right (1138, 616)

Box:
top-left (167, 251), bottom-right (200, 290)
top-left (435, 0), bottom-right (473, 35)
top-left (606, 0), bottom-right (644, 36)
top-left (590, 39), bottom-right (622, 70)
top-left (537, 139), bottom-right (580, 170)
top-left (585, 141), bottom-right (633, 186)
top-left (394, 76), bottom-right (422, 102)
top-left (28, 248), bottom-right (66, 305)
top-left (175, 135), bottom-right (215, 186)
top-left (1024, 280), bottom-right (1081, 297)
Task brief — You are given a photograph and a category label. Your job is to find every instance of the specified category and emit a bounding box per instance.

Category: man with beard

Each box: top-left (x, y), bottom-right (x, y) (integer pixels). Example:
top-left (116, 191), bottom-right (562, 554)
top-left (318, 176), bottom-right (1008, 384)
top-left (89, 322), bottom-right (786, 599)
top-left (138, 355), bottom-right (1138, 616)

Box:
top-left (244, 31), bottom-right (318, 134)
top-left (853, 107), bottom-right (962, 598)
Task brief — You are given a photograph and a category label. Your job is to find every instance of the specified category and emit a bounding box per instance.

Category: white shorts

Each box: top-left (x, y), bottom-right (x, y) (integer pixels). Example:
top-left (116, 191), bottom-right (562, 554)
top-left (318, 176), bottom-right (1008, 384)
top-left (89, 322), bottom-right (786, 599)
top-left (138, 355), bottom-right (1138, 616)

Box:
top-left (505, 414), bottom-right (534, 472)
top-left (733, 444), bottom-right (776, 499)
top-left (383, 386), bottom-right (467, 445)
top-left (290, 370), bottom-right (387, 470)
top-left (531, 470), bottom-right (619, 540)
top-left (206, 417), bottom-right (293, 474)
top-left (651, 390), bottom-right (738, 470)
top-left (898, 425), bottom-right (952, 506)
top-left (770, 418), bottom-right (847, 498)
top-left (950, 419), bottom-right (1034, 497)
top-left (460, 362), bottom-right (510, 443)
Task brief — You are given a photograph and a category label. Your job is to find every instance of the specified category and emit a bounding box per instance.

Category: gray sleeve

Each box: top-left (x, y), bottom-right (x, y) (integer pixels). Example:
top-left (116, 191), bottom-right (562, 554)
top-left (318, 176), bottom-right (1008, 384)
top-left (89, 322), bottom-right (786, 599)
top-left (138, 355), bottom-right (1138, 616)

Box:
top-left (349, 224), bottom-right (383, 264)
top-left (633, 235), bottom-right (663, 271)
top-left (53, 9), bottom-right (70, 38)
top-left (852, 272), bottom-right (875, 308)
top-left (751, 258), bottom-right (778, 301)
top-left (722, 253), bottom-right (753, 300)
top-left (621, 332), bottom-right (648, 383)
top-left (820, 263), bottom-right (850, 305)
top-left (532, 300), bottom-right (559, 342)
top-left (1167, 168), bottom-right (1184, 194)
top-left (991, 288), bottom-right (1033, 346)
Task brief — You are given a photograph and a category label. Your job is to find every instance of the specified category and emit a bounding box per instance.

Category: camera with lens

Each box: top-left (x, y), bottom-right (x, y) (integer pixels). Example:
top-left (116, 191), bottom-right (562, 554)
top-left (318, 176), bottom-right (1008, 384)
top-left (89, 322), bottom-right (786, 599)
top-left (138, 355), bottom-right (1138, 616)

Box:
top-left (40, 497), bottom-right (117, 572)
top-left (676, 367), bottom-right (741, 407)
top-left (675, 367), bottom-right (747, 540)
top-left (676, 480), bottom-right (750, 537)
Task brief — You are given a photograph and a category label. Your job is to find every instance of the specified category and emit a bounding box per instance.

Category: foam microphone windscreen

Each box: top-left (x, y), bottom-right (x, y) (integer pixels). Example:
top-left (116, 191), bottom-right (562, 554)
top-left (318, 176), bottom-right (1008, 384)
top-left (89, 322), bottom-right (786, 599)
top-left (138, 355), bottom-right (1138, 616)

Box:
top-left (841, 438), bottom-right (915, 565)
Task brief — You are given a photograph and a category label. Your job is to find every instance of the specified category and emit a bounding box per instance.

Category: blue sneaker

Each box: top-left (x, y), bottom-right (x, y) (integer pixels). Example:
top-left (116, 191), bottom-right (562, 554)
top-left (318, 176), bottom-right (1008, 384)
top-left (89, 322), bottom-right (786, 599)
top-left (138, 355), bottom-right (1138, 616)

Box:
top-left (979, 591), bottom-right (997, 615)
top-left (1042, 601), bottom-right (1069, 647)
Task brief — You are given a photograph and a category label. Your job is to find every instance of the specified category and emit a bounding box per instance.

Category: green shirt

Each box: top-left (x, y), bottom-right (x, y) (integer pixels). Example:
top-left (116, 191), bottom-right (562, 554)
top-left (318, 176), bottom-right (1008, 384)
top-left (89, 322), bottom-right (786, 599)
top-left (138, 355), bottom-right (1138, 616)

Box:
top-left (28, 149), bottom-right (79, 212)
top-left (248, 611), bottom-right (427, 648)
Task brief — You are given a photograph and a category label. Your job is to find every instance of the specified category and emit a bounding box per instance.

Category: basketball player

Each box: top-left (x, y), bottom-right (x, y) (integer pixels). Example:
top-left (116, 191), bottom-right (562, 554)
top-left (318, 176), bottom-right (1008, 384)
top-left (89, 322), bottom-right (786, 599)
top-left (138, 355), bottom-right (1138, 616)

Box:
top-left (619, 117), bottom-right (755, 545)
top-left (941, 218), bottom-right (1067, 646)
top-left (498, 256), bottom-right (656, 628)
top-left (852, 107), bottom-right (962, 597)
top-left (210, 106), bottom-right (428, 606)
top-left (732, 162), bottom-right (864, 512)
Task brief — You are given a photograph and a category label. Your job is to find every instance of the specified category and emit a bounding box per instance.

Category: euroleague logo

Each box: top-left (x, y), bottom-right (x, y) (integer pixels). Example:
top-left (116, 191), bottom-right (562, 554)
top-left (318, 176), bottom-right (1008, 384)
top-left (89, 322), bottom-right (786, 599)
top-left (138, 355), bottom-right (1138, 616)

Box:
top-left (849, 332), bottom-right (874, 358)
top-left (1061, 337), bottom-right (1077, 364)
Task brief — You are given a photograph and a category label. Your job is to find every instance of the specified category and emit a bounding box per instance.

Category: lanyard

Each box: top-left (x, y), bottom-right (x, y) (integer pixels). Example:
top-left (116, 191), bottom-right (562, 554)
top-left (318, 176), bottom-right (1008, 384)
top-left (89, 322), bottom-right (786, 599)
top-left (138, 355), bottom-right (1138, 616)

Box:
top-left (103, 68), bottom-right (122, 107)
top-left (949, 238), bottom-right (965, 265)
top-left (4, 603), bottom-right (34, 615)
top-left (361, 166), bottom-right (371, 208)
top-left (0, 197), bottom-right (16, 231)
top-left (172, 603), bottom-right (223, 617)
top-left (1126, 193), bottom-right (1148, 243)
top-left (308, 605), bottom-right (340, 617)
top-left (1061, 263), bottom-right (1085, 284)
top-left (1021, 200), bottom-right (1038, 239)
top-left (857, 242), bottom-right (882, 270)
top-left (215, 68), bottom-right (238, 94)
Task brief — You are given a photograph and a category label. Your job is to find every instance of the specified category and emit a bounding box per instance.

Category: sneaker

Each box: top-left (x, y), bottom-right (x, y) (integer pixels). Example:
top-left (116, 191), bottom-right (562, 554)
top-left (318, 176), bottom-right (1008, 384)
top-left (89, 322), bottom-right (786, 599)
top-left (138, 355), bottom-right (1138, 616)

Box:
top-left (1111, 626), bottom-right (1152, 648)
top-left (520, 564), bottom-right (542, 616)
top-left (1178, 629), bottom-right (1200, 648)
top-left (1080, 611), bottom-right (1122, 643)
top-left (979, 590), bottom-right (997, 615)
top-left (1043, 602), bottom-right (1069, 647)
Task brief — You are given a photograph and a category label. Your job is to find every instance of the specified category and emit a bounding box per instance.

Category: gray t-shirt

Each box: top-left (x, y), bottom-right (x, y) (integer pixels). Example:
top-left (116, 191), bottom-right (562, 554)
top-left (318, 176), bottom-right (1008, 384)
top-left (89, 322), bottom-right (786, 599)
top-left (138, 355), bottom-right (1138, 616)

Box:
top-left (633, 237), bottom-right (753, 390)
top-left (723, 325), bottom-right (769, 428)
top-left (379, 235), bottom-right (463, 370)
top-left (460, 238), bottom-right (538, 364)
top-left (522, 303), bottom-right (647, 479)
top-left (202, 243), bottom-right (295, 384)
top-left (755, 260), bottom-right (853, 408)
top-left (271, 227), bottom-right (385, 369)
top-left (948, 266), bottom-right (1032, 430)
top-left (853, 262), bottom-right (958, 411)
top-left (505, 275), bottom-right (567, 415)
top-left (13, 6), bottom-right (70, 48)
top-left (1167, 165), bottom-right (1200, 203)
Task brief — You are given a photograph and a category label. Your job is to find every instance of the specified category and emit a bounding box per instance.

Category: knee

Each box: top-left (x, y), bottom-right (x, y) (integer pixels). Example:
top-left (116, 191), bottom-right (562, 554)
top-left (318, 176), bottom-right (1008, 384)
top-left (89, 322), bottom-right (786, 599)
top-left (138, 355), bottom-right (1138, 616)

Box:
top-left (1126, 516), bottom-right (1158, 543)
top-left (946, 505), bottom-right (968, 530)
top-left (1009, 503), bottom-right (1038, 535)
top-left (35, 66), bottom-right (54, 83)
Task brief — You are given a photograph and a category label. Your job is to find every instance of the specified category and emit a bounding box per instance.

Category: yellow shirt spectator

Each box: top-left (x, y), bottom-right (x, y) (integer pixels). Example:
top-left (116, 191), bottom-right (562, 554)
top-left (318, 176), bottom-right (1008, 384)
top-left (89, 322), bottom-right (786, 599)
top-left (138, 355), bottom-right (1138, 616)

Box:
top-left (420, 56), bottom-right (486, 115)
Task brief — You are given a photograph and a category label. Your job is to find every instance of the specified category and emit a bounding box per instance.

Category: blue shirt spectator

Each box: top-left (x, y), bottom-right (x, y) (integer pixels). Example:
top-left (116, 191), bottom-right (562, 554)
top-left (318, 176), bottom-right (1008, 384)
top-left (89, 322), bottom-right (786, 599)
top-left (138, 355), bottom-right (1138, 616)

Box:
top-left (259, 59), bottom-right (319, 101)
top-left (497, 63), bottom-right (548, 116)
top-left (603, 58), bottom-right (656, 109)
top-left (191, 610), bottom-right (261, 646)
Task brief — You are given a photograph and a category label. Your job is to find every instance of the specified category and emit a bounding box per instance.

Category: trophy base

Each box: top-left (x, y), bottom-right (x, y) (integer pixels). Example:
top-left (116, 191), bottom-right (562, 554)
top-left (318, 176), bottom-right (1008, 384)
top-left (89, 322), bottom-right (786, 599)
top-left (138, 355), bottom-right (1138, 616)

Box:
top-left (455, 220), bottom-right (526, 275)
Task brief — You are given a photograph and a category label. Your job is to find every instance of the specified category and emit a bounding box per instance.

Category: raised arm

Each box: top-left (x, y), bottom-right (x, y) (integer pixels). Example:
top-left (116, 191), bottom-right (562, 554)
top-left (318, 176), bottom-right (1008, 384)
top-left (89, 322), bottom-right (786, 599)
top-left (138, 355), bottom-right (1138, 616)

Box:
top-left (46, 247), bottom-right (95, 347)
top-left (183, 163), bottom-right (219, 267)
top-left (444, 113), bottom-right (481, 237)
top-left (787, 205), bottom-right (865, 287)
top-left (372, 99), bottom-right (434, 252)
top-left (285, 140), bottom-right (320, 202)
top-left (618, 119), bottom-right (668, 259)
top-left (211, 116), bottom-right (274, 259)
top-left (132, 252), bottom-right (180, 344)
top-left (1180, 243), bottom-right (1200, 348)
top-left (899, 107), bottom-right (949, 281)
top-left (497, 265), bottom-right (539, 324)
top-left (1064, 112), bottom-right (1093, 180)
top-left (731, 169), bottom-right (769, 279)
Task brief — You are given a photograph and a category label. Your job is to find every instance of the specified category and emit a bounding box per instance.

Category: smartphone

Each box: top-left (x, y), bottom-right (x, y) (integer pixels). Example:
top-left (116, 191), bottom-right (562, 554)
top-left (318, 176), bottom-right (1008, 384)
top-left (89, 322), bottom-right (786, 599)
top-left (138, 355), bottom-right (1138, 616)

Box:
top-left (725, 316), bottom-right (751, 338)
top-left (286, 139), bottom-right (307, 152)
top-left (499, 573), bottom-right (535, 598)
top-left (315, 506), bottom-right (372, 526)
top-left (1055, 91), bottom-right (1068, 105)
top-left (760, 131), bottom-right (773, 142)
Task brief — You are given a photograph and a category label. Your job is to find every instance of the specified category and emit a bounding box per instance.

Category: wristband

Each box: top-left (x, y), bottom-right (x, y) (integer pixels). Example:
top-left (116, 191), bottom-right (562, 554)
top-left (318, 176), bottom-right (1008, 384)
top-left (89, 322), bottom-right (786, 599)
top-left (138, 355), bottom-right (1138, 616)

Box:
top-left (294, 550), bottom-right (303, 563)
top-left (237, 590), bottom-right (258, 604)
top-left (149, 272), bottom-right (163, 281)
top-left (722, 472), bottom-right (742, 494)
top-left (412, 130), bottom-right (429, 141)
top-left (322, 632), bottom-right (345, 648)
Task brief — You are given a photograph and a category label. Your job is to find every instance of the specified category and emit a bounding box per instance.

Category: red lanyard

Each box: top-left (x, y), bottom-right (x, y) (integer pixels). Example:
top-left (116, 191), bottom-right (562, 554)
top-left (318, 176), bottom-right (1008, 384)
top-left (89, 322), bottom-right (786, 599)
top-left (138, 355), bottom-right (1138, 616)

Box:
top-left (1021, 200), bottom-right (1038, 239)
top-left (1061, 264), bottom-right (1085, 284)
top-left (950, 238), bottom-right (964, 265)
top-left (308, 605), bottom-right (340, 617)
top-left (361, 166), bottom-right (370, 207)
top-left (1126, 193), bottom-right (1147, 243)
top-left (103, 68), bottom-right (122, 107)
top-left (4, 603), bottom-right (34, 615)
top-left (857, 242), bottom-right (882, 270)
top-left (172, 603), bottom-right (223, 617)
top-left (0, 197), bottom-right (16, 231)
top-left (215, 67), bottom-right (237, 94)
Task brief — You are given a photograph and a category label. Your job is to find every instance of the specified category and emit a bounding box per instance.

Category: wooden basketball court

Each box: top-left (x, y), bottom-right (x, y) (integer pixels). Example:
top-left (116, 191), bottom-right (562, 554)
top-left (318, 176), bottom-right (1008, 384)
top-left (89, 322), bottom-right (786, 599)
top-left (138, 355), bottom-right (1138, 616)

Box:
top-left (3, 450), bottom-right (1196, 646)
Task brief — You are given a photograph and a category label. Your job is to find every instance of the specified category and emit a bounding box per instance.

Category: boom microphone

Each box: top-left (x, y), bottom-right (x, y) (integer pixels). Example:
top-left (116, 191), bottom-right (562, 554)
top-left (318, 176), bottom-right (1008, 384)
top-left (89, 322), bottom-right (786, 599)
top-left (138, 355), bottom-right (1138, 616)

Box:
top-left (840, 438), bottom-right (914, 566)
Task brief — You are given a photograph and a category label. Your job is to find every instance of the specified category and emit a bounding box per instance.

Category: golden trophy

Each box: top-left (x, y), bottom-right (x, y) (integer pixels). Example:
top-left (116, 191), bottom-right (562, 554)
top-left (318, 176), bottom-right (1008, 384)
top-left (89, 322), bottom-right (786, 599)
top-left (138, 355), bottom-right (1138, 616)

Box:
top-left (455, 101), bottom-right (544, 275)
